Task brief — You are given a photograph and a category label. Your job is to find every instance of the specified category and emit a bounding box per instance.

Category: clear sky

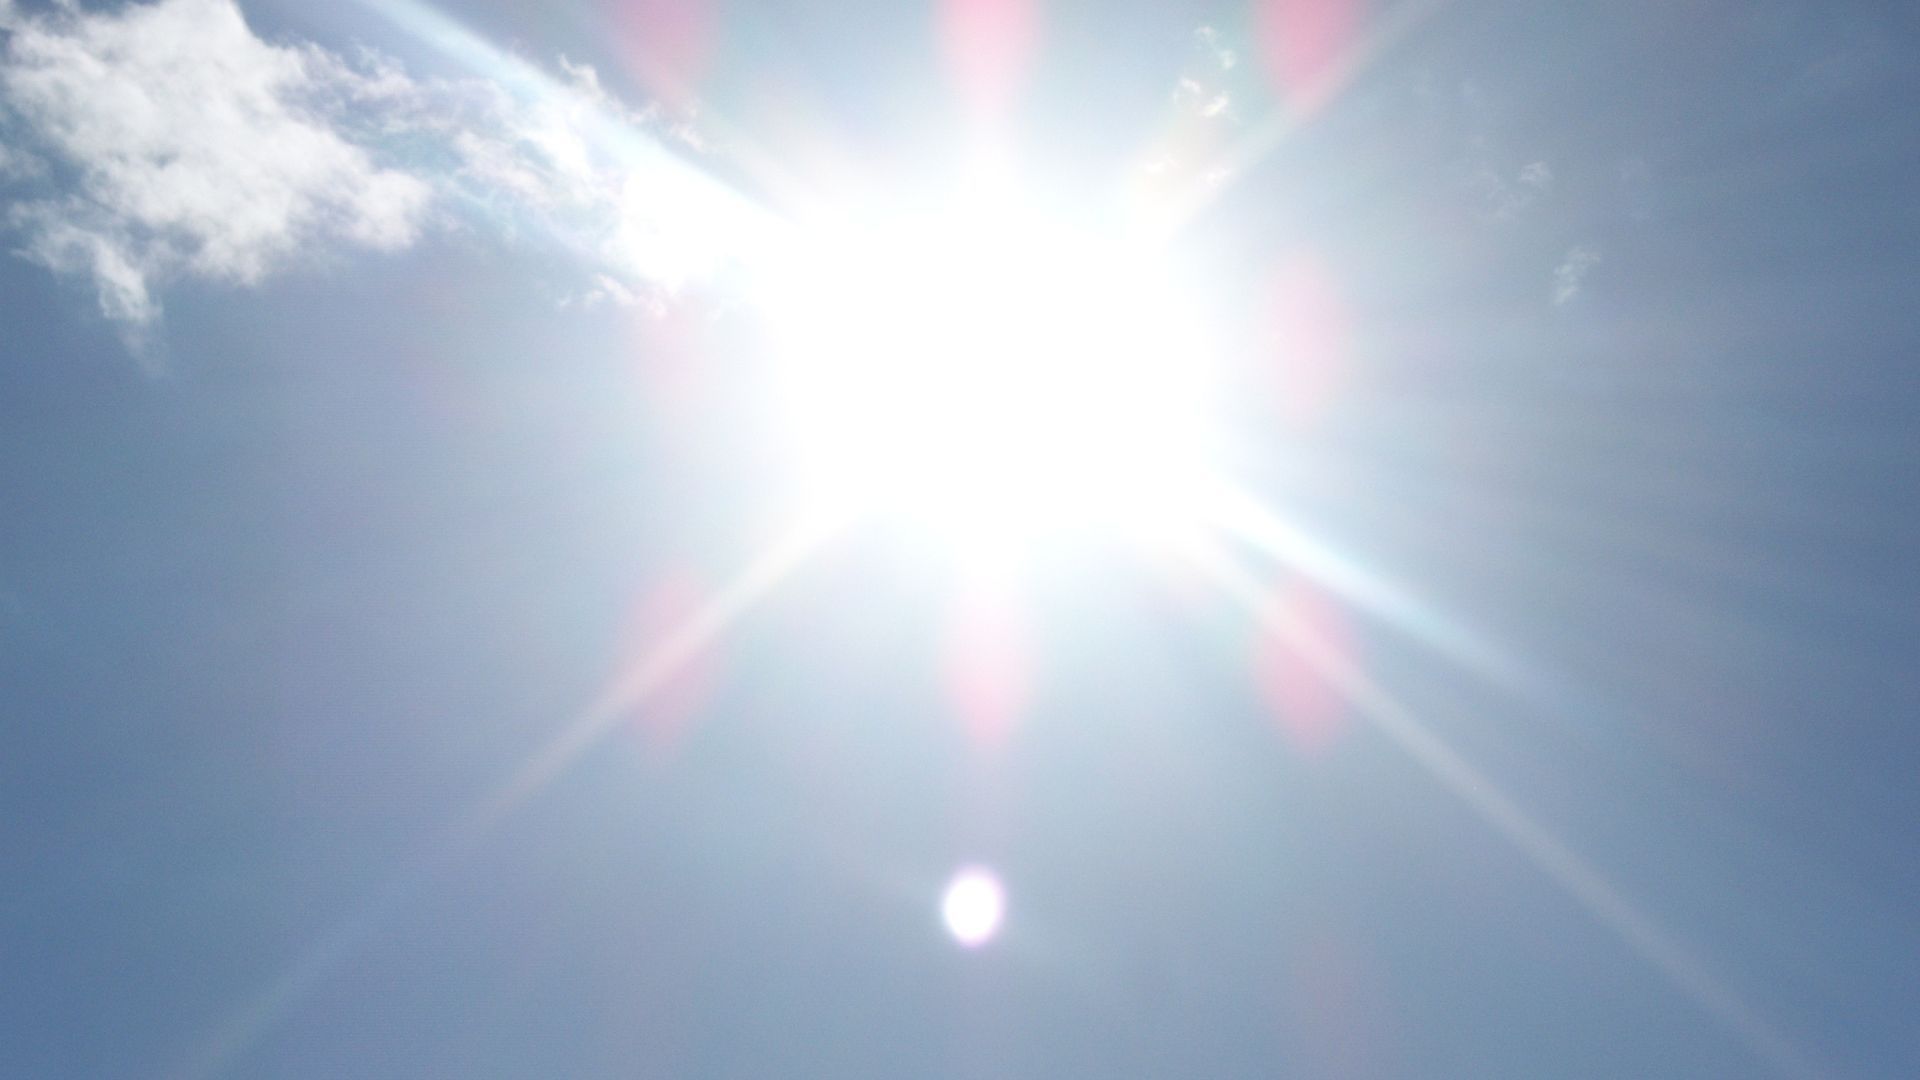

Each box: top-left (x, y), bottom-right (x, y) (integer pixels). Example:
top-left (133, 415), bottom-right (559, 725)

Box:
top-left (2, 1), bottom-right (1918, 1077)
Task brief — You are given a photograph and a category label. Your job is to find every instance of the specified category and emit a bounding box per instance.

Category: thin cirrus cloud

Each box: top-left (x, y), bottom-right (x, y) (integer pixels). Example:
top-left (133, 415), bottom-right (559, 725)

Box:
top-left (1469, 158), bottom-right (1552, 221)
top-left (0, 0), bottom-right (751, 350)
top-left (1553, 244), bottom-right (1601, 306)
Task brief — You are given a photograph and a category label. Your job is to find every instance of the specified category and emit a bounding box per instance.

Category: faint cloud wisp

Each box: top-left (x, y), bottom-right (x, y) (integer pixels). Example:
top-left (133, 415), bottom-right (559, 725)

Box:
top-left (1468, 158), bottom-right (1552, 221)
top-left (1553, 244), bottom-right (1602, 306)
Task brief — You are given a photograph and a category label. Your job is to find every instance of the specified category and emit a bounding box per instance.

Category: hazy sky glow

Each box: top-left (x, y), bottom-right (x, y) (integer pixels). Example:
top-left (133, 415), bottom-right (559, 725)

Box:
top-left (3, 1), bottom-right (1919, 1078)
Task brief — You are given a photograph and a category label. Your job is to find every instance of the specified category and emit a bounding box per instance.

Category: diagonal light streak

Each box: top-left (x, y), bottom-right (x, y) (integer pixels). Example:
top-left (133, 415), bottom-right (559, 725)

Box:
top-left (171, 507), bottom-right (845, 1080)
top-left (1181, 529), bottom-right (1825, 1080)
top-left (1200, 476), bottom-right (1530, 694)
top-left (348, 0), bottom-right (784, 279)
top-left (457, 505), bottom-right (846, 843)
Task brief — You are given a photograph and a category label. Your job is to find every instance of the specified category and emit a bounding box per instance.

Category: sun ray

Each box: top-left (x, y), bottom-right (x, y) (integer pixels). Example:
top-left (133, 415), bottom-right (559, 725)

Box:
top-left (458, 505), bottom-right (847, 842)
top-left (347, 0), bottom-right (782, 286)
top-left (1198, 476), bottom-right (1531, 696)
top-left (172, 507), bottom-right (844, 1080)
top-left (1182, 534), bottom-right (1825, 1080)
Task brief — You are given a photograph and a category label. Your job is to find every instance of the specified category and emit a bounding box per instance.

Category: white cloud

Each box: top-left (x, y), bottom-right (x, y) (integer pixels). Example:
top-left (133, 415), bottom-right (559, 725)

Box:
top-left (0, 0), bottom-right (431, 328)
top-left (426, 45), bottom-right (765, 296)
top-left (1553, 245), bottom-right (1601, 306)
top-left (0, 0), bottom-right (759, 347)
top-left (10, 208), bottom-right (158, 325)
top-left (563, 272), bottom-right (642, 312)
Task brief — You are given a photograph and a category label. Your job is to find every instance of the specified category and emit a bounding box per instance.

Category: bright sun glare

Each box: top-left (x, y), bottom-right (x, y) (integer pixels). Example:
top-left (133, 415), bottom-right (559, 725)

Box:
top-left (941, 866), bottom-right (1006, 948)
top-left (757, 167), bottom-right (1222, 560)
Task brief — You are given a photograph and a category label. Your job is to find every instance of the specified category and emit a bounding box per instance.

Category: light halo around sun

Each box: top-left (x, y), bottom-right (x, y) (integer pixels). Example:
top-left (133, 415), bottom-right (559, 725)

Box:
top-left (751, 163), bottom-right (1226, 566)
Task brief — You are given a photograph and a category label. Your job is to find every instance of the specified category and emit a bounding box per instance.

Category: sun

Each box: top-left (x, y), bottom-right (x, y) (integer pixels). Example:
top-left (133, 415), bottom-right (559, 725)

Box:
top-left (754, 164), bottom-right (1224, 563)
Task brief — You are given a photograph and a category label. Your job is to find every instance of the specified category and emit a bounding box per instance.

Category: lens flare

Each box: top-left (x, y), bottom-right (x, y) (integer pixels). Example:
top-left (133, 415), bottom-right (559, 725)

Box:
top-left (941, 584), bottom-right (1034, 750)
top-left (941, 866), bottom-right (1007, 948)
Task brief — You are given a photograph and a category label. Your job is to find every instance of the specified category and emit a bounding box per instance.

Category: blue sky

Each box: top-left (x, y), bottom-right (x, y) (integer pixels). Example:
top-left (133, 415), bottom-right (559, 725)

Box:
top-left (3, 1), bottom-right (1919, 1077)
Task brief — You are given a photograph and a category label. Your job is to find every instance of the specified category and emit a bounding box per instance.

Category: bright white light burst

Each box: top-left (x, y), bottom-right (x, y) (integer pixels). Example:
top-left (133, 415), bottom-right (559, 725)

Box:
top-left (941, 865), bottom-right (1006, 948)
top-left (757, 170), bottom-right (1222, 561)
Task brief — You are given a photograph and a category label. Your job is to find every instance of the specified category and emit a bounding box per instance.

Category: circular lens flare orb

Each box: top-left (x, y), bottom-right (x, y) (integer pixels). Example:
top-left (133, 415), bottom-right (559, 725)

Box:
top-left (941, 866), bottom-right (1007, 948)
top-left (757, 173), bottom-right (1222, 562)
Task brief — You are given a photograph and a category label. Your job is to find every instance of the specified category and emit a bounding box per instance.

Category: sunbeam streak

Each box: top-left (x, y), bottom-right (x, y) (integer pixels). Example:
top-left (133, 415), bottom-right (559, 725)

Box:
top-left (1183, 536), bottom-right (1827, 1080)
top-left (461, 506), bottom-right (847, 842)
top-left (171, 509), bottom-right (843, 1080)
top-left (1201, 478), bottom-right (1530, 695)
top-left (348, 0), bottom-right (779, 288)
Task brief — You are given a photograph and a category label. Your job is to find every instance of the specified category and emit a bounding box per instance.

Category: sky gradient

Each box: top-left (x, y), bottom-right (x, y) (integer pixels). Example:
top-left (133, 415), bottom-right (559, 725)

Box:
top-left (3, 1), bottom-right (1919, 1077)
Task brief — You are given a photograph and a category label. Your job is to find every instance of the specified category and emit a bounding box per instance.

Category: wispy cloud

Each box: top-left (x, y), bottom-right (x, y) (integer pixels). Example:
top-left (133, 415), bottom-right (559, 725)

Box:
top-left (1194, 25), bottom-right (1238, 73)
top-left (0, 0), bottom-right (758, 351)
top-left (1440, 78), bottom-right (1556, 224)
top-left (1469, 158), bottom-right (1552, 221)
top-left (1553, 244), bottom-right (1601, 306)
